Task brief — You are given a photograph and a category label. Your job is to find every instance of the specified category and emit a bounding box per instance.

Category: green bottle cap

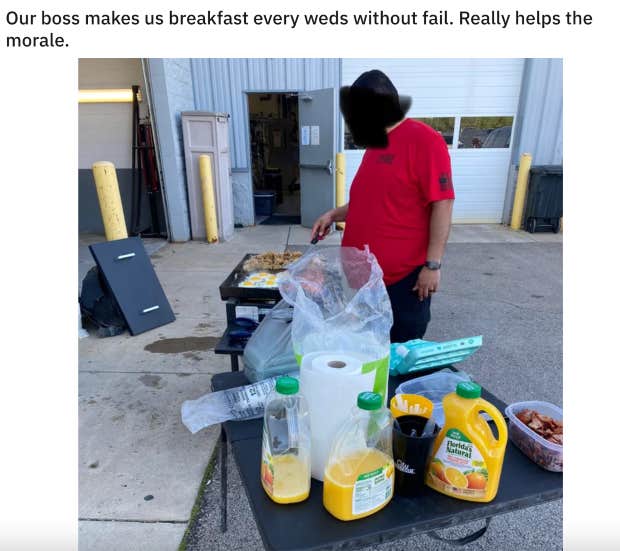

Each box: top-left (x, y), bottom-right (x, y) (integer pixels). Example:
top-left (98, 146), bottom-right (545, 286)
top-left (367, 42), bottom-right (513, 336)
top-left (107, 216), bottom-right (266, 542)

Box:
top-left (357, 391), bottom-right (382, 411)
top-left (456, 381), bottom-right (482, 399)
top-left (275, 376), bottom-right (299, 395)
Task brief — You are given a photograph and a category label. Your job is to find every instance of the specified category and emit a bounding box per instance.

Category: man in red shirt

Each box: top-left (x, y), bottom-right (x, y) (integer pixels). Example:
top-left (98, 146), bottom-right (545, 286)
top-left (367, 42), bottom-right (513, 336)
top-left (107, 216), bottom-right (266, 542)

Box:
top-left (312, 70), bottom-right (455, 342)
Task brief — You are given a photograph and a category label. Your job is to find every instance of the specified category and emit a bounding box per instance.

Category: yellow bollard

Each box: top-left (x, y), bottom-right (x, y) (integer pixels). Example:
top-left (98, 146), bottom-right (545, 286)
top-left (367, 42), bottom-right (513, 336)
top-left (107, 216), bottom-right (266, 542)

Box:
top-left (510, 153), bottom-right (533, 230)
top-left (92, 161), bottom-right (128, 241)
top-left (198, 154), bottom-right (219, 243)
top-left (335, 152), bottom-right (346, 231)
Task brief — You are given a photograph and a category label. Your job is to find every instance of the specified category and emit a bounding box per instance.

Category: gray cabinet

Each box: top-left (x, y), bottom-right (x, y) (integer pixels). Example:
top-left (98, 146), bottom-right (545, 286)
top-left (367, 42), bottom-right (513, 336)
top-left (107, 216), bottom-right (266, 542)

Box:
top-left (181, 111), bottom-right (234, 241)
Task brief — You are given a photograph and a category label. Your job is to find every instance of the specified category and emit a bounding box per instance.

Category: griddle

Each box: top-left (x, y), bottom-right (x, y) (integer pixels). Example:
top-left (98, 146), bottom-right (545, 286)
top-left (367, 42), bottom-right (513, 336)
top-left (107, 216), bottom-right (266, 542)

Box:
top-left (219, 253), bottom-right (285, 301)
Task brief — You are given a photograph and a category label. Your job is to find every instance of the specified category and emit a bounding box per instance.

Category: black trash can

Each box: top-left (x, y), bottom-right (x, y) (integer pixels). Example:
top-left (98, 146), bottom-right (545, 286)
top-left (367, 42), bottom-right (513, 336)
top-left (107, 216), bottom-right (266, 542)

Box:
top-left (524, 165), bottom-right (563, 233)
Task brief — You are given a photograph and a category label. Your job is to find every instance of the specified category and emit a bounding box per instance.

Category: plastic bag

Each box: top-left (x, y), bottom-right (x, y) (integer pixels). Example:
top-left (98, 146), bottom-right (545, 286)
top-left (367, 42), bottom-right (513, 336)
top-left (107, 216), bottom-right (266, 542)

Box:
top-left (243, 300), bottom-right (298, 382)
top-left (278, 246), bottom-right (393, 401)
top-left (181, 374), bottom-right (298, 434)
top-left (394, 368), bottom-right (473, 427)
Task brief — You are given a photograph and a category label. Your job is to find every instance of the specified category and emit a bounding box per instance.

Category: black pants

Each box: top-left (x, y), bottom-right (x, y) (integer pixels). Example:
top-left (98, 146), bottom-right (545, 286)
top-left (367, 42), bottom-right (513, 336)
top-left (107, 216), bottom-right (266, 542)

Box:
top-left (386, 265), bottom-right (431, 343)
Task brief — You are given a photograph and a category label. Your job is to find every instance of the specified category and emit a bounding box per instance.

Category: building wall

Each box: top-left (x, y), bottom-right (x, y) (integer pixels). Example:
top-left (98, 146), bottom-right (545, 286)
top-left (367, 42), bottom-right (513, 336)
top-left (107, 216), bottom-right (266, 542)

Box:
top-left (190, 58), bottom-right (341, 225)
top-left (78, 58), bottom-right (149, 234)
top-left (146, 58), bottom-right (195, 241)
top-left (502, 58), bottom-right (563, 223)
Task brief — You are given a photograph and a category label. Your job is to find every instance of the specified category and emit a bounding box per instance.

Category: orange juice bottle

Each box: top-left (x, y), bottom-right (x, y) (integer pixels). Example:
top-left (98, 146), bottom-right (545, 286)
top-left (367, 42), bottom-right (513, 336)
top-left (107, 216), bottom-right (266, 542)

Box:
top-left (261, 377), bottom-right (311, 504)
top-left (323, 392), bottom-right (394, 521)
top-left (426, 382), bottom-right (507, 502)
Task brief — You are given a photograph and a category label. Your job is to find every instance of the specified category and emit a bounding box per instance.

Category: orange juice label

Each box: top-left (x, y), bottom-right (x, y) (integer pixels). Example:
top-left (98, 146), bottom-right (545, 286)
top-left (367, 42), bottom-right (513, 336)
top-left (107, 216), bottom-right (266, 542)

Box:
top-left (261, 446), bottom-right (275, 496)
top-left (352, 465), bottom-right (393, 516)
top-left (428, 428), bottom-right (488, 498)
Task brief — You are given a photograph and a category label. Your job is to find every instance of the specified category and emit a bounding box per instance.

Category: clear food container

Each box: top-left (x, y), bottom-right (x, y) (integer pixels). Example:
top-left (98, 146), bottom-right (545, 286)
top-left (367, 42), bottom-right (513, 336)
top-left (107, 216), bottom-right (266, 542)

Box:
top-left (505, 401), bottom-right (563, 472)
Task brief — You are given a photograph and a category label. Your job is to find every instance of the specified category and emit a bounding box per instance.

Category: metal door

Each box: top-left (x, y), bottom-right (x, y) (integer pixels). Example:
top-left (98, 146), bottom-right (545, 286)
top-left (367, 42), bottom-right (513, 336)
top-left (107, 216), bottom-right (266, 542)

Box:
top-left (298, 89), bottom-right (336, 228)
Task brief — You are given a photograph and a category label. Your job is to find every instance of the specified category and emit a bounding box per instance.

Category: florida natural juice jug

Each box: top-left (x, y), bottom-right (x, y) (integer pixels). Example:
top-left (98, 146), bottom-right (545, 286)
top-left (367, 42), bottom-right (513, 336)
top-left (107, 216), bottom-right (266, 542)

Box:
top-left (323, 392), bottom-right (394, 521)
top-left (261, 377), bottom-right (311, 504)
top-left (426, 382), bottom-right (507, 502)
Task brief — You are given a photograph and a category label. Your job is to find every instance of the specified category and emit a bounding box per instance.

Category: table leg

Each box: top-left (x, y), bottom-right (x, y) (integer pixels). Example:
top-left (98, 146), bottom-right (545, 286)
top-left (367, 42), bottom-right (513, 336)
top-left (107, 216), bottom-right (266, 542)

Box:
top-left (427, 517), bottom-right (493, 546)
top-left (231, 355), bottom-right (239, 372)
top-left (220, 426), bottom-right (228, 532)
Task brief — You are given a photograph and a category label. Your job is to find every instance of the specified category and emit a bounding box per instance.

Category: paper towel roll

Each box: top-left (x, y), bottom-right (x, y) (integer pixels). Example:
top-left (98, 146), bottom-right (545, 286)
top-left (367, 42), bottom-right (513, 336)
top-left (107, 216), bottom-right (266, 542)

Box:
top-left (300, 352), bottom-right (376, 481)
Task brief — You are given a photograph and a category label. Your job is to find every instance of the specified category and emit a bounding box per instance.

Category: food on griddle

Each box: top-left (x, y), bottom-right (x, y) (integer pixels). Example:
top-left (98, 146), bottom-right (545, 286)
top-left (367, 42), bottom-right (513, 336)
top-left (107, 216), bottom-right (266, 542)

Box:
top-left (239, 272), bottom-right (280, 289)
top-left (243, 251), bottom-right (303, 272)
top-left (515, 409), bottom-right (563, 446)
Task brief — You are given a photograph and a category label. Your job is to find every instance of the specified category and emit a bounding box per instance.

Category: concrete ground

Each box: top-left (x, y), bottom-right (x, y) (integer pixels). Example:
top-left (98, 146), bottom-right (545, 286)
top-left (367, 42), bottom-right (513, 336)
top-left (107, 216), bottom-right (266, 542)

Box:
top-left (78, 224), bottom-right (562, 551)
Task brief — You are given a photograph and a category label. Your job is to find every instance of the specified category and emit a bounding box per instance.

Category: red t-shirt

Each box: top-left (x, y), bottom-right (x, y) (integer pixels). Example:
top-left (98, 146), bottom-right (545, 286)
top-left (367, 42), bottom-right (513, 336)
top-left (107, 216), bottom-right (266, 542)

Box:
top-left (342, 119), bottom-right (455, 285)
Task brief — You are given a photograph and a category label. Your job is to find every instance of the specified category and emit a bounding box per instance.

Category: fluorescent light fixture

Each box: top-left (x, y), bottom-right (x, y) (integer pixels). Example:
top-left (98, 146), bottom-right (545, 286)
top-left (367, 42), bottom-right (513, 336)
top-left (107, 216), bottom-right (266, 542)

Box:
top-left (78, 88), bottom-right (142, 103)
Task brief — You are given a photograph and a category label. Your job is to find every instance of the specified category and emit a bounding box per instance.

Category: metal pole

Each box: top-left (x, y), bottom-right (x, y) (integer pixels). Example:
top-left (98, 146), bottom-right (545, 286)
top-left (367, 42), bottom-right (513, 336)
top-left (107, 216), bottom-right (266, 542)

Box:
top-left (198, 154), bottom-right (219, 243)
top-left (510, 153), bottom-right (532, 230)
top-left (335, 152), bottom-right (346, 231)
top-left (92, 161), bottom-right (128, 241)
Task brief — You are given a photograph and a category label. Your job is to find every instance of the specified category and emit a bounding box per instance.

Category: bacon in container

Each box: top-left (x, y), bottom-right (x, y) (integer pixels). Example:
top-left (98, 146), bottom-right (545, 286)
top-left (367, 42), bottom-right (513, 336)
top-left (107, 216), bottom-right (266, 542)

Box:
top-left (505, 401), bottom-right (563, 472)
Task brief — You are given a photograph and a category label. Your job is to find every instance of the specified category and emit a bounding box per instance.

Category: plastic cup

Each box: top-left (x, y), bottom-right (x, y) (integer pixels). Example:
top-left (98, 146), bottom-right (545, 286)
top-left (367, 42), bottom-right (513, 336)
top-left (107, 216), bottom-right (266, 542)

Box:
top-left (390, 394), bottom-right (434, 419)
top-left (392, 415), bottom-right (439, 497)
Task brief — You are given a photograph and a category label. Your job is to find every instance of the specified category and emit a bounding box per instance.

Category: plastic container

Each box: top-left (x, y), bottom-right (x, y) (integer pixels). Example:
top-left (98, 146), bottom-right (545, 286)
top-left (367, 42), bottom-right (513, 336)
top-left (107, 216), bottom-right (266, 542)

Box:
top-left (395, 369), bottom-right (472, 427)
top-left (505, 401), bottom-right (563, 472)
top-left (323, 392), bottom-right (394, 521)
top-left (426, 382), bottom-right (507, 502)
top-left (261, 377), bottom-right (311, 504)
top-left (254, 191), bottom-right (276, 216)
top-left (390, 394), bottom-right (433, 420)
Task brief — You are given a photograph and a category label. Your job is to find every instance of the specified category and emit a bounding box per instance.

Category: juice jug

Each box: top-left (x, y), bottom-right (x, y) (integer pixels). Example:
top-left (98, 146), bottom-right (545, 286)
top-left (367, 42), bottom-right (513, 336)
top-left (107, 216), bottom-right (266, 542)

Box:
top-left (323, 392), bottom-right (394, 521)
top-left (261, 376), bottom-right (311, 504)
top-left (426, 381), bottom-right (507, 502)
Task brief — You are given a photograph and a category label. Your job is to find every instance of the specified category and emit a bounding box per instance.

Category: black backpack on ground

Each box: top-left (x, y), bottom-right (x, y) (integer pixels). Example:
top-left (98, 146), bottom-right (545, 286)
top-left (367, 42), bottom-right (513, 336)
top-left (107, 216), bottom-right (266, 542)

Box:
top-left (79, 266), bottom-right (127, 337)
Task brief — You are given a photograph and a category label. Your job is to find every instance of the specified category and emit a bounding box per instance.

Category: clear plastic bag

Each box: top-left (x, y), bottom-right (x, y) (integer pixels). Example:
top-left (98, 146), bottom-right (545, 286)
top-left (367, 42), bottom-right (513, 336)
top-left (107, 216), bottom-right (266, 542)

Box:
top-left (243, 300), bottom-right (298, 382)
top-left (278, 246), bottom-right (393, 363)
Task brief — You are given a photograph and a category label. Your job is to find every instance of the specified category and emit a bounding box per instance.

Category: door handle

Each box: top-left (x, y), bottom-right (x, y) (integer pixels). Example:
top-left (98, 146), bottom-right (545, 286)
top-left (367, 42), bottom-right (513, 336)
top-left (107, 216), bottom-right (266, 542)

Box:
top-left (300, 159), bottom-right (333, 175)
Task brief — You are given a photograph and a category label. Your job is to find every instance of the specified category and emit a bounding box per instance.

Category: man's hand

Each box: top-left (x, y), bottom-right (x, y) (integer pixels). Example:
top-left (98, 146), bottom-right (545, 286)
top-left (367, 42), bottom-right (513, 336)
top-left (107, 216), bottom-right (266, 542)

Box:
top-left (413, 267), bottom-right (440, 301)
top-left (311, 210), bottom-right (335, 240)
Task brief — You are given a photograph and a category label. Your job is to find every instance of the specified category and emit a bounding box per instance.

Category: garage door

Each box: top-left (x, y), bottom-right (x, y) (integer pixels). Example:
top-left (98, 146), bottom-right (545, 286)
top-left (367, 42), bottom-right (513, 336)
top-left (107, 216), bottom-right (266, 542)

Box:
top-left (342, 59), bottom-right (525, 223)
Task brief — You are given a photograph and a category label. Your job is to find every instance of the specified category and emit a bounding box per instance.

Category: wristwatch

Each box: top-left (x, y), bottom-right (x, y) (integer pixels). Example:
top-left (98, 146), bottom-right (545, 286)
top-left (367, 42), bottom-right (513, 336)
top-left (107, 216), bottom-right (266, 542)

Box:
top-left (424, 260), bottom-right (442, 270)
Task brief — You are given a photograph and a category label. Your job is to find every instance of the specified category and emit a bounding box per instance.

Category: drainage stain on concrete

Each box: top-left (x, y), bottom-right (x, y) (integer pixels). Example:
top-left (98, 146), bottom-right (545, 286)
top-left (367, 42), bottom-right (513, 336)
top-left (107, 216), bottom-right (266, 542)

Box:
top-left (144, 336), bottom-right (218, 354)
top-left (183, 352), bottom-right (203, 362)
top-left (139, 374), bottom-right (163, 388)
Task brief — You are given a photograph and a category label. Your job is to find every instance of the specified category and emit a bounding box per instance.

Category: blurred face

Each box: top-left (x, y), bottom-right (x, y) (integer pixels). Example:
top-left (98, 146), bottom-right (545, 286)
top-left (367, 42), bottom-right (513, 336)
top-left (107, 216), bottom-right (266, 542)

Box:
top-left (340, 87), bottom-right (404, 148)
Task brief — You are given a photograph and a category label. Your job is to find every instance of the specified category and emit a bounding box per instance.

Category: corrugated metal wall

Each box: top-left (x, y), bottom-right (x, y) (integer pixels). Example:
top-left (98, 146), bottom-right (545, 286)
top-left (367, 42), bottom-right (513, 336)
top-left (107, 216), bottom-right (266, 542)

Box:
top-left (502, 58), bottom-right (563, 223)
top-left (511, 59), bottom-right (563, 165)
top-left (190, 58), bottom-right (340, 225)
top-left (191, 58), bottom-right (341, 170)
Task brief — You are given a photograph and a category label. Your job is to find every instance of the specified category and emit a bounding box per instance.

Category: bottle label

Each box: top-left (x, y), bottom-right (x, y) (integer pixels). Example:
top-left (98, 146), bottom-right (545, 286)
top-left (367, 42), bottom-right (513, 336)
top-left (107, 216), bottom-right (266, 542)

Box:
top-left (352, 463), bottom-right (394, 515)
top-left (261, 441), bottom-right (275, 496)
top-left (427, 428), bottom-right (488, 498)
top-left (261, 425), bottom-right (274, 496)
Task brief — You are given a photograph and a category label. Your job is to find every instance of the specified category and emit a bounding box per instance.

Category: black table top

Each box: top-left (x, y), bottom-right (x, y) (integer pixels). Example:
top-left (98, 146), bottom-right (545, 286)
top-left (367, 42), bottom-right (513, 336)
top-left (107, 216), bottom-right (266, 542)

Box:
top-left (211, 370), bottom-right (563, 551)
